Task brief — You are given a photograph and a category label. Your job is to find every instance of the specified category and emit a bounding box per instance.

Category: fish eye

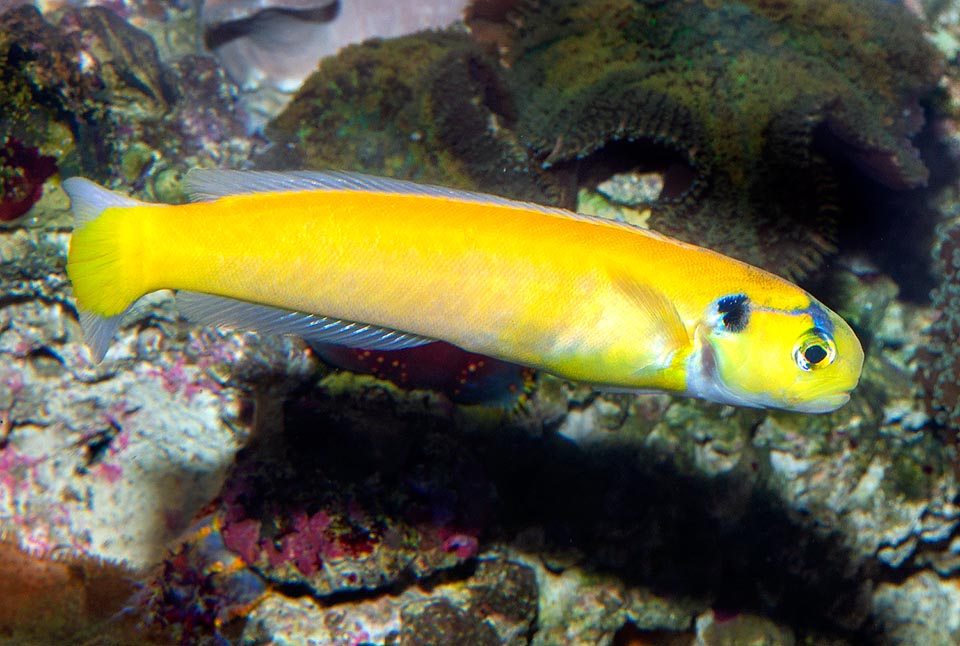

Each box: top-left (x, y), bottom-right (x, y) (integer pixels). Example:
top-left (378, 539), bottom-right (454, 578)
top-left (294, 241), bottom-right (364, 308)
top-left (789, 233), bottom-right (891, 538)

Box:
top-left (793, 330), bottom-right (836, 371)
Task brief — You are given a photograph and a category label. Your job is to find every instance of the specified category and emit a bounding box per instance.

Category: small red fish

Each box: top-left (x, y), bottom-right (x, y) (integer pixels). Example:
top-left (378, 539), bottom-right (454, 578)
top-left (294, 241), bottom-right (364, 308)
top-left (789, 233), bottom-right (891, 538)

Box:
top-left (313, 341), bottom-right (534, 406)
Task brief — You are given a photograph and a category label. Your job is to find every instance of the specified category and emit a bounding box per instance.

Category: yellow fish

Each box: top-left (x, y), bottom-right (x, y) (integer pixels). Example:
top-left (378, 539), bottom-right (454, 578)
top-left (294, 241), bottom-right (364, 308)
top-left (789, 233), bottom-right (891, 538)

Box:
top-left (63, 170), bottom-right (863, 412)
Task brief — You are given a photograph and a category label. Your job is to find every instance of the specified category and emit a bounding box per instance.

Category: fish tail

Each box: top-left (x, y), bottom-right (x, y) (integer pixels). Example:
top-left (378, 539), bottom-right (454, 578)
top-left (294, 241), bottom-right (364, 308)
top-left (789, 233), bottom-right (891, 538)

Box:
top-left (63, 178), bottom-right (150, 361)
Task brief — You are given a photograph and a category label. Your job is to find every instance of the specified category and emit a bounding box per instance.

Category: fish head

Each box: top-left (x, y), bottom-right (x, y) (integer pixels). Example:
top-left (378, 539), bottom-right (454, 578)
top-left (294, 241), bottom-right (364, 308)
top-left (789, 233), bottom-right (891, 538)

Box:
top-left (687, 293), bottom-right (864, 413)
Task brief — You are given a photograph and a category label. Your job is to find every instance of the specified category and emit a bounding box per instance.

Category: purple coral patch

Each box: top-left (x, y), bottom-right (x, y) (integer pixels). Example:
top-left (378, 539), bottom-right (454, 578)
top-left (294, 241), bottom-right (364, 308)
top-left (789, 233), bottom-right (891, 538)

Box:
top-left (221, 504), bottom-right (379, 578)
top-left (221, 518), bottom-right (261, 566)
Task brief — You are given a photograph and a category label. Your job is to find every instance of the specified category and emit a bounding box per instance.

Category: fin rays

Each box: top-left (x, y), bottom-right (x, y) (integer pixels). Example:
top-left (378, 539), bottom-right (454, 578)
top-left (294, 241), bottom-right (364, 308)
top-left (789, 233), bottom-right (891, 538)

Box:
top-left (176, 292), bottom-right (433, 350)
top-left (183, 169), bottom-right (665, 236)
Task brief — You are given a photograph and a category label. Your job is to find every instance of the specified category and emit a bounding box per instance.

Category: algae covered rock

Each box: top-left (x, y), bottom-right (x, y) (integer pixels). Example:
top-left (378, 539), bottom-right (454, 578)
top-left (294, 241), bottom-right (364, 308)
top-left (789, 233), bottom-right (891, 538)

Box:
top-left (918, 217), bottom-right (960, 429)
top-left (266, 0), bottom-right (941, 279)
top-left (0, 2), bottom-right (255, 208)
top-left (263, 29), bottom-right (561, 204)
top-left (500, 0), bottom-right (940, 277)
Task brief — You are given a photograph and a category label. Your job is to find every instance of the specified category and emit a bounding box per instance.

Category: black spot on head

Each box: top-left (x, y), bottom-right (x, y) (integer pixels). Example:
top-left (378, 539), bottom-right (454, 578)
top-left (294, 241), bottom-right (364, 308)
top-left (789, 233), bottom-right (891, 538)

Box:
top-left (717, 294), bottom-right (750, 333)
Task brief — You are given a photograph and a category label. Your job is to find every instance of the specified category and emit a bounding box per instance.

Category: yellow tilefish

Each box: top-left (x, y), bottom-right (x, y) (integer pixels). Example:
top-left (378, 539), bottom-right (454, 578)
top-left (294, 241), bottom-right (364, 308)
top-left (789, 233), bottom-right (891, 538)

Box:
top-left (63, 170), bottom-right (863, 412)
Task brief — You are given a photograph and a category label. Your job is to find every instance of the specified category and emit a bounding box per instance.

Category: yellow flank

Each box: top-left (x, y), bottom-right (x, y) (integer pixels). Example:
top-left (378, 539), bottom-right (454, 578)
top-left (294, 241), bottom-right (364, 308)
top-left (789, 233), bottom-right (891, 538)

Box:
top-left (65, 171), bottom-right (864, 412)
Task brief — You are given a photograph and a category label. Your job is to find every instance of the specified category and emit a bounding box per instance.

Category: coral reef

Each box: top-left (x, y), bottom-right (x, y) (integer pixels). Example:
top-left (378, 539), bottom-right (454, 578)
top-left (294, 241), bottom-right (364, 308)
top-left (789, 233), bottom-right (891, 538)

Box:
top-left (224, 555), bottom-right (538, 645)
top-left (918, 217), bottom-right (960, 430)
top-left (266, 0), bottom-right (942, 278)
top-left (262, 29), bottom-right (563, 203)
top-left (141, 353), bottom-right (942, 644)
top-left (208, 385), bottom-right (494, 596)
top-left (143, 515), bottom-right (269, 644)
top-left (873, 572), bottom-right (960, 646)
top-left (0, 4), bottom-right (104, 183)
top-left (0, 2), bottom-right (255, 209)
top-left (0, 220), bottom-right (317, 643)
top-left (497, 0), bottom-right (941, 277)
top-left (0, 226), bottom-right (294, 567)
top-left (139, 377), bottom-right (538, 643)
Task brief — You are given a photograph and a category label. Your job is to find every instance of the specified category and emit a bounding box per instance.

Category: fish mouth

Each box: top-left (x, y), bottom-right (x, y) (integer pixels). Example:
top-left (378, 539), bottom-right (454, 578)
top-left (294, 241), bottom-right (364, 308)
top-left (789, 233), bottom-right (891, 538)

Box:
top-left (784, 391), bottom-right (851, 413)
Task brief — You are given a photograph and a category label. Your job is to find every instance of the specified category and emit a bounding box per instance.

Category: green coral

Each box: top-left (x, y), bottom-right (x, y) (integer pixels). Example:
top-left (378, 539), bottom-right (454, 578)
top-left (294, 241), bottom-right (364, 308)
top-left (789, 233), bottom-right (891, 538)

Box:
top-left (503, 0), bottom-right (940, 277)
top-left (265, 0), bottom-right (939, 279)
top-left (263, 31), bottom-right (562, 203)
top-left (266, 34), bottom-right (456, 180)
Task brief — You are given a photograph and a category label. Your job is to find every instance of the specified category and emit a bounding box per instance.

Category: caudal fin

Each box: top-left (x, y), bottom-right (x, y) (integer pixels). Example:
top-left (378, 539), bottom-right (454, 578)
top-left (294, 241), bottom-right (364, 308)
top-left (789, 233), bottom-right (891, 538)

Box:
top-left (63, 178), bottom-right (147, 362)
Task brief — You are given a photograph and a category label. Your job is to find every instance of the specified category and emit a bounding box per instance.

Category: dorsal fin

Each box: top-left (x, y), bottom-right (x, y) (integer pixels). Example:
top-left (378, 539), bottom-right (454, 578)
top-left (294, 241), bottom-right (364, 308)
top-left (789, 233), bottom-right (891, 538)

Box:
top-left (182, 169), bottom-right (674, 237)
top-left (62, 177), bottom-right (145, 226)
top-left (184, 169), bottom-right (573, 211)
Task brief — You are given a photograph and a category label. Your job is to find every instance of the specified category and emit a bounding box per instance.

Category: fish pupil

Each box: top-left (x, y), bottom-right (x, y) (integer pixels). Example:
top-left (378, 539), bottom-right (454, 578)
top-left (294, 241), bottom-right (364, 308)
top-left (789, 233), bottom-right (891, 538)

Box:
top-left (716, 294), bottom-right (750, 333)
top-left (804, 344), bottom-right (828, 365)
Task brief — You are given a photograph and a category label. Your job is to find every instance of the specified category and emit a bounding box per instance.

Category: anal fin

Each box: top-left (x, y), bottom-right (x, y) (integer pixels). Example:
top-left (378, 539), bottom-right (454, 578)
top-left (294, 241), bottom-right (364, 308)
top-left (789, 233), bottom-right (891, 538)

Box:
top-left (175, 292), bottom-right (433, 350)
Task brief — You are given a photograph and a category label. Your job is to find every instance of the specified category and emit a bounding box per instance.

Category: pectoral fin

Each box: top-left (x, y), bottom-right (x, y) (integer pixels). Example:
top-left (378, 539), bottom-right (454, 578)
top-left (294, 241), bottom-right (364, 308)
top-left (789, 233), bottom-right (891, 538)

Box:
top-left (609, 269), bottom-right (690, 373)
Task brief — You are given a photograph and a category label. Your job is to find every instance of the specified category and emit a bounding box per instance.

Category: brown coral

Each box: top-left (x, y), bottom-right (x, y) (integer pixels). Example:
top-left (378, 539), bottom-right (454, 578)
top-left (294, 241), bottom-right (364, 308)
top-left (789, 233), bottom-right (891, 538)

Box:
top-left (0, 536), bottom-right (142, 642)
